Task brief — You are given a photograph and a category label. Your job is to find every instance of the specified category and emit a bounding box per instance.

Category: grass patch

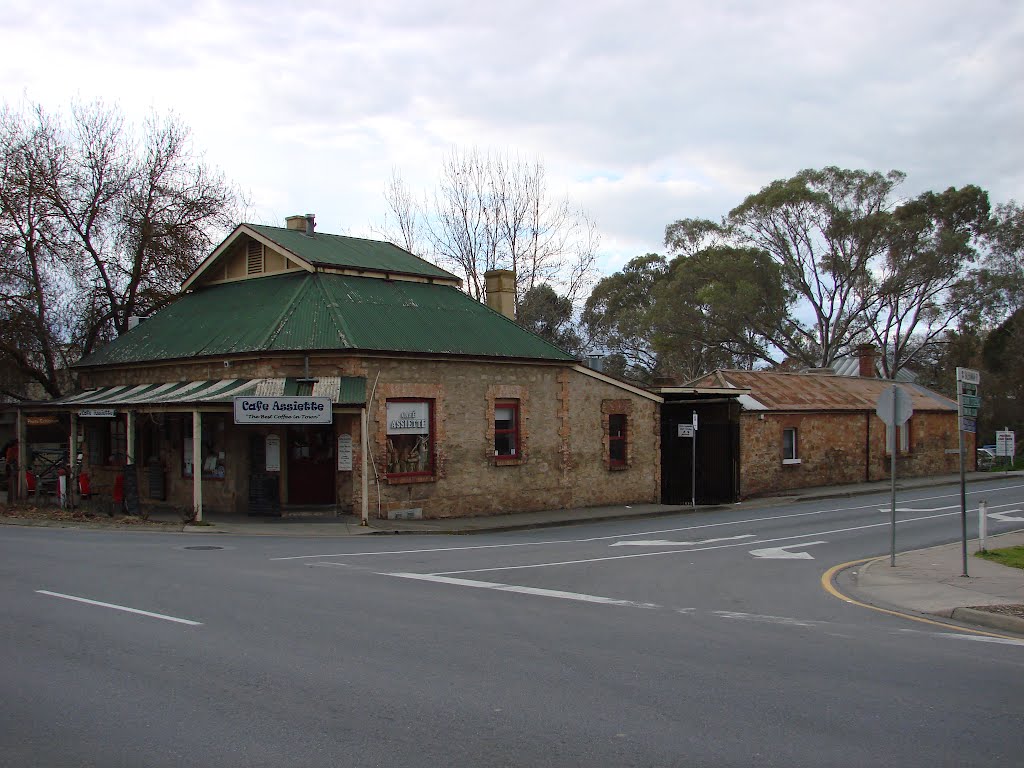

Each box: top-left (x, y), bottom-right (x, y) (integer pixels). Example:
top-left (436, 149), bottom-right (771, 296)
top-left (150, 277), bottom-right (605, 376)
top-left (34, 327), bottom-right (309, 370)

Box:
top-left (976, 546), bottom-right (1024, 570)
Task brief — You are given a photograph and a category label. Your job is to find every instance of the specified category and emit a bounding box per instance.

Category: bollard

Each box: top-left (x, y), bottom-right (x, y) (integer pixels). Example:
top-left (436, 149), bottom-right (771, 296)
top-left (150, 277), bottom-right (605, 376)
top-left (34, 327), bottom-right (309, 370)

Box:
top-left (979, 500), bottom-right (988, 552)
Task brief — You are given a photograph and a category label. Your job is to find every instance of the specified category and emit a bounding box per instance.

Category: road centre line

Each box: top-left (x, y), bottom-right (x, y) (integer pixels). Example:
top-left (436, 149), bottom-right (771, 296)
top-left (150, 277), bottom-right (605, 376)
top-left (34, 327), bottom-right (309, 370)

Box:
top-left (270, 483), bottom-right (1024, 563)
top-left (429, 509), bottom-right (965, 575)
top-left (35, 590), bottom-right (202, 626)
top-left (383, 572), bottom-right (661, 609)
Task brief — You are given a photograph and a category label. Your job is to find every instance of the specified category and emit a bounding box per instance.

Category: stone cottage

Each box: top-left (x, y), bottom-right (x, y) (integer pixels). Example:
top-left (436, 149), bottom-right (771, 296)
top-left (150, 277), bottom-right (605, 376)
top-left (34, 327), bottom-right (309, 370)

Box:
top-left (15, 215), bottom-right (661, 520)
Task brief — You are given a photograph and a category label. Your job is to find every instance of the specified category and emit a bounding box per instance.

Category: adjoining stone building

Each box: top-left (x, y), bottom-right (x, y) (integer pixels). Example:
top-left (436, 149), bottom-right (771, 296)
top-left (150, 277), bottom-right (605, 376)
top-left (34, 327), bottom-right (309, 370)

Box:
top-left (685, 368), bottom-right (972, 498)
top-left (14, 215), bottom-right (661, 520)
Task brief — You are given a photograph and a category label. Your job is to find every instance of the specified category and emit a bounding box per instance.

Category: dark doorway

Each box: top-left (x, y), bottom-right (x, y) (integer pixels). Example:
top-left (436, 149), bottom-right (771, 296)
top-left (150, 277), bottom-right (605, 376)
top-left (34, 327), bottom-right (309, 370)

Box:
top-left (661, 401), bottom-right (739, 505)
top-left (248, 434), bottom-right (280, 516)
top-left (287, 425), bottom-right (335, 506)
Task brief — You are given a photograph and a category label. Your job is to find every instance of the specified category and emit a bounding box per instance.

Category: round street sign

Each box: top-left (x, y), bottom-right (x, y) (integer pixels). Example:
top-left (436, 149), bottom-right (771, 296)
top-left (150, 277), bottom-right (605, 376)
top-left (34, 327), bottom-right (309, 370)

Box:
top-left (876, 385), bottom-right (913, 426)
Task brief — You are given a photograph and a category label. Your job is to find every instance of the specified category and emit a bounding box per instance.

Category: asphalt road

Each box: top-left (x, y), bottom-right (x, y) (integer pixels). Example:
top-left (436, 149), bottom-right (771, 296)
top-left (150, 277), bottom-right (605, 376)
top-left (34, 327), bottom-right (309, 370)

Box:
top-left (2, 478), bottom-right (1024, 767)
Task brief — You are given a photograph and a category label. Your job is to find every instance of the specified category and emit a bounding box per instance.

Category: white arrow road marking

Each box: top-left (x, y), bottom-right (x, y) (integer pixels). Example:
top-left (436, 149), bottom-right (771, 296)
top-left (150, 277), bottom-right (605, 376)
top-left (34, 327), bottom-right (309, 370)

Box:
top-left (610, 534), bottom-right (754, 547)
top-left (878, 505), bottom-right (960, 513)
top-left (749, 541), bottom-right (827, 560)
top-left (988, 509), bottom-right (1024, 522)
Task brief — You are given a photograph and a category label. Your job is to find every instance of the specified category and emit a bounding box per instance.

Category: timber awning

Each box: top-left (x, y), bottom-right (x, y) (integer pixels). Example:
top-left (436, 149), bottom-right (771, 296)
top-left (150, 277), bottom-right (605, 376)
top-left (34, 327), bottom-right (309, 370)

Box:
top-left (25, 377), bottom-right (367, 409)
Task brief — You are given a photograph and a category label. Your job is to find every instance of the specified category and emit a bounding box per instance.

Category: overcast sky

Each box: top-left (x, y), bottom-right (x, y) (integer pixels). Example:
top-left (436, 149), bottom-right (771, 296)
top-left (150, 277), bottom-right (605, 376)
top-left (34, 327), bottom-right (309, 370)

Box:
top-left (4, 0), bottom-right (1022, 276)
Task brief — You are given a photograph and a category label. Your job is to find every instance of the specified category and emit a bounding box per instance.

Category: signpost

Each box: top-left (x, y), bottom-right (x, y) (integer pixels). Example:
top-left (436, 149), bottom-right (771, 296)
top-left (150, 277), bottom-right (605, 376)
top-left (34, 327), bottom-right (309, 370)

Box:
top-left (876, 384), bottom-right (913, 566)
top-left (956, 367), bottom-right (981, 577)
top-left (677, 413), bottom-right (698, 509)
top-left (996, 429), bottom-right (1015, 460)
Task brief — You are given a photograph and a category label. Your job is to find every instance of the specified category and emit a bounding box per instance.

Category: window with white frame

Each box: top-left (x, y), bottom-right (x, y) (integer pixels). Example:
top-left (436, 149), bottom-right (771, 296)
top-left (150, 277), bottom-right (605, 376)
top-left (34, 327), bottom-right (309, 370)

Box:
top-left (886, 420), bottom-right (911, 455)
top-left (782, 427), bottom-right (799, 463)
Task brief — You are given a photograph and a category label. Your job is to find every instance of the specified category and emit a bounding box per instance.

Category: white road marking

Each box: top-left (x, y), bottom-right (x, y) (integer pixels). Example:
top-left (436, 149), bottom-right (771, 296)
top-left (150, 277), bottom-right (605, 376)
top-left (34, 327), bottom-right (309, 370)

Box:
top-left (610, 535), bottom-right (754, 547)
top-left (36, 590), bottom-right (202, 626)
top-left (878, 505), bottom-right (960, 513)
top-left (269, 511), bottom-right (825, 561)
top-left (938, 634), bottom-right (1024, 647)
top-left (749, 541), bottom-right (827, 559)
top-left (430, 510), bottom-right (964, 575)
top-left (712, 611), bottom-right (822, 627)
top-left (271, 482), bottom-right (1024, 563)
top-left (383, 572), bottom-right (661, 609)
top-left (988, 509), bottom-right (1024, 522)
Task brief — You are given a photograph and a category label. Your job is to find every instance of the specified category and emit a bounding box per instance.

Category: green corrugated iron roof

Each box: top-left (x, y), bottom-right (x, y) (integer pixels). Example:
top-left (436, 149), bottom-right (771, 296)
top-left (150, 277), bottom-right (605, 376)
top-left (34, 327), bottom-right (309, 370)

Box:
top-left (77, 272), bottom-right (575, 367)
top-left (247, 225), bottom-right (459, 281)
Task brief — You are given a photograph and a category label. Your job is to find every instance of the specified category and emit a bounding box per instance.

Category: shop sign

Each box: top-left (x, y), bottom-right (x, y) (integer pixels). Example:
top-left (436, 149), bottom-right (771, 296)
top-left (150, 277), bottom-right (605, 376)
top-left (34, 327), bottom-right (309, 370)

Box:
top-left (79, 408), bottom-right (116, 418)
top-left (386, 402), bottom-right (429, 434)
top-left (265, 434), bottom-right (281, 472)
top-left (233, 396), bottom-right (332, 424)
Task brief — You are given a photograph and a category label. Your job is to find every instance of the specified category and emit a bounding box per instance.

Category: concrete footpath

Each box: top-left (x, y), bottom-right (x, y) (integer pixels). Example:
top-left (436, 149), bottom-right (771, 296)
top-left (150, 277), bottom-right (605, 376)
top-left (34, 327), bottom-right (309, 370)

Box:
top-left (844, 529), bottom-right (1024, 636)
top-left (4, 471), bottom-right (1024, 635)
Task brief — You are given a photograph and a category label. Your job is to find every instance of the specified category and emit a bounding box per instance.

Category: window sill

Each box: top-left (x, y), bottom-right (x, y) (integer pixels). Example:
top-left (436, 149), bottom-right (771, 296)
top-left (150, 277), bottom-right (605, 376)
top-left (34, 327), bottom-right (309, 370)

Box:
top-left (608, 463), bottom-right (629, 471)
top-left (782, 458), bottom-right (801, 465)
top-left (494, 456), bottom-right (524, 467)
top-left (386, 474), bottom-right (436, 485)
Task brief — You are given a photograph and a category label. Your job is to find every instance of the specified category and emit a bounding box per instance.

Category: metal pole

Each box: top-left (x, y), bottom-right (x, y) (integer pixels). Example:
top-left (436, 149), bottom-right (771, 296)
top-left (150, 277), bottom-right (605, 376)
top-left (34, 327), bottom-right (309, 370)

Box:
top-left (691, 411), bottom-right (696, 509)
top-left (890, 423), bottom-right (897, 567)
top-left (959, 420), bottom-right (968, 577)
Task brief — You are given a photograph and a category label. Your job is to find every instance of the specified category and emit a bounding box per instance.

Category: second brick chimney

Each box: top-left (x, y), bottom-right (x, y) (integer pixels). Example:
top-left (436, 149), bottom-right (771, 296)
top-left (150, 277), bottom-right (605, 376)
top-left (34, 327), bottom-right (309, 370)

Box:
top-left (856, 344), bottom-right (877, 378)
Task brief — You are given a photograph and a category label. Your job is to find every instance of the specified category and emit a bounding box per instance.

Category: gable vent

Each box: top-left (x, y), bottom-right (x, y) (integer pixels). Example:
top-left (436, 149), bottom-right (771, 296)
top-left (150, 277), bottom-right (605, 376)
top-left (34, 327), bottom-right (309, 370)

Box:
top-left (246, 240), bottom-right (264, 275)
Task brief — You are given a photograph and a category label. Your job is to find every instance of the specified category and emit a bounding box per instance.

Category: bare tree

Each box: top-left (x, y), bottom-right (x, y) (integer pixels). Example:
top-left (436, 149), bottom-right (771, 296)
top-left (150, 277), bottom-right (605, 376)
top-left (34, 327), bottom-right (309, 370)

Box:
top-left (0, 100), bottom-right (243, 397)
top-left (375, 147), bottom-right (599, 306)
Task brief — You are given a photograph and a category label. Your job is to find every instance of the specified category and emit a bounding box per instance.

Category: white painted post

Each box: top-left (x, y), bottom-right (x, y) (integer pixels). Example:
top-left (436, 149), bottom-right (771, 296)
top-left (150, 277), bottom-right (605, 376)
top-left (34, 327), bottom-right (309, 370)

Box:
top-left (360, 408), bottom-right (369, 526)
top-left (979, 500), bottom-right (988, 552)
top-left (125, 410), bottom-right (136, 465)
top-left (192, 410), bottom-right (203, 523)
top-left (15, 408), bottom-right (26, 501)
top-left (69, 413), bottom-right (78, 509)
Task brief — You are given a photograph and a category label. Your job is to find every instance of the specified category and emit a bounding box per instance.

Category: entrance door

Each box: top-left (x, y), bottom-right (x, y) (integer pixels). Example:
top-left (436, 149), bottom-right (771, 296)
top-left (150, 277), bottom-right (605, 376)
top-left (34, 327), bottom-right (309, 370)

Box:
top-left (661, 403), bottom-right (739, 505)
top-left (286, 425), bottom-right (335, 505)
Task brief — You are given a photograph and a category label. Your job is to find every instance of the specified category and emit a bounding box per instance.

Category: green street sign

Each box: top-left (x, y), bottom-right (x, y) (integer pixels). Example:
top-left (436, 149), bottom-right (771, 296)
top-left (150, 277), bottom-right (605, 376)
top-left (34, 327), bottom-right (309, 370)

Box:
top-left (960, 395), bottom-right (981, 408)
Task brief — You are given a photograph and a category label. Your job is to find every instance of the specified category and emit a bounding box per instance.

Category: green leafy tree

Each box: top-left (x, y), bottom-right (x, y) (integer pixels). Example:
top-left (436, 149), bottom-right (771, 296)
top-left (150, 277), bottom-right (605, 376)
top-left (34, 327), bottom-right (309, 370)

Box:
top-left (582, 254), bottom-right (667, 382)
top-left (725, 167), bottom-right (901, 368)
top-left (516, 284), bottom-right (584, 356)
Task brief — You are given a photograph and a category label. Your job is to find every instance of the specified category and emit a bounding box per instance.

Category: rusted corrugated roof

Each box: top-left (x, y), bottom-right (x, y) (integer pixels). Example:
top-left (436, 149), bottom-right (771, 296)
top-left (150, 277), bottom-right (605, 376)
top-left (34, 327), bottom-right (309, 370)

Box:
top-left (686, 370), bottom-right (956, 412)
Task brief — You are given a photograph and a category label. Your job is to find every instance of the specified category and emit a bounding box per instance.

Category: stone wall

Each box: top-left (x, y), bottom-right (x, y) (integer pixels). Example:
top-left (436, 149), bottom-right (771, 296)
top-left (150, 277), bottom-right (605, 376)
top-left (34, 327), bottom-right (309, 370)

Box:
top-left (739, 409), bottom-right (970, 498)
top-left (78, 355), bottom-right (660, 518)
top-left (364, 359), bottom-right (660, 518)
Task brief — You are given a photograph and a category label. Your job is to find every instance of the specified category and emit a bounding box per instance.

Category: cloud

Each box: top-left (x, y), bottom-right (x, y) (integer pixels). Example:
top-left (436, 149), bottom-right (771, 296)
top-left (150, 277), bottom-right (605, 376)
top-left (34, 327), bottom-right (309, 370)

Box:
top-left (2, 0), bottom-right (1022, 275)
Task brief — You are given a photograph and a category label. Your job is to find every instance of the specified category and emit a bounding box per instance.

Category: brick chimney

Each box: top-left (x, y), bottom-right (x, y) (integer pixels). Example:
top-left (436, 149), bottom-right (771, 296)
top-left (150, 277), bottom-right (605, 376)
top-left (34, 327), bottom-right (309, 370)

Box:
top-left (285, 214), bottom-right (316, 236)
top-left (484, 269), bottom-right (516, 320)
top-left (856, 344), bottom-right (877, 378)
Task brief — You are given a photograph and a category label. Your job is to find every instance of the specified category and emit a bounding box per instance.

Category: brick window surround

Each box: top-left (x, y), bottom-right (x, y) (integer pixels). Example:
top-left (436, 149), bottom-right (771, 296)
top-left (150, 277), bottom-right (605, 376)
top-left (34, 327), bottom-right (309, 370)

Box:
top-left (487, 385), bottom-right (528, 466)
top-left (601, 399), bottom-right (634, 471)
top-left (375, 383), bottom-right (446, 484)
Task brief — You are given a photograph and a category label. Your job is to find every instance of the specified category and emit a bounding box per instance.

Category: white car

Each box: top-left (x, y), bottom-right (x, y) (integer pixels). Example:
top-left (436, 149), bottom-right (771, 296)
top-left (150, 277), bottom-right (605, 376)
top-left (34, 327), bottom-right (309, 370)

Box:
top-left (977, 447), bottom-right (996, 470)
